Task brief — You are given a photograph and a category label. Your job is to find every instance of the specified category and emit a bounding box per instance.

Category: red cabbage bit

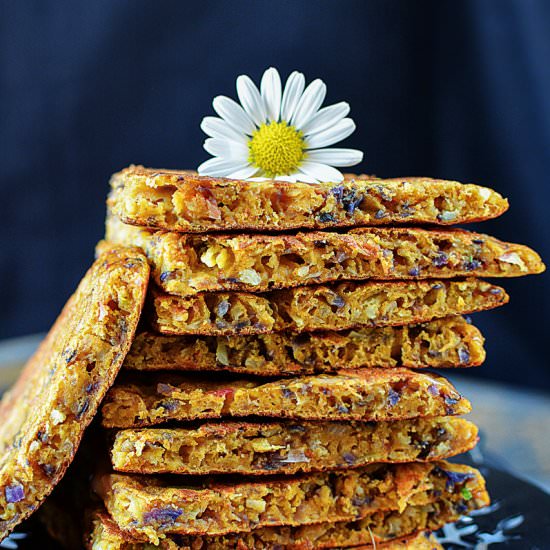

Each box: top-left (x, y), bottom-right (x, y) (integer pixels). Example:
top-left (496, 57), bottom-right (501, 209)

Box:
top-left (387, 388), bottom-right (400, 407)
top-left (427, 384), bottom-right (440, 396)
top-left (457, 347), bottom-right (471, 364)
top-left (342, 188), bottom-right (364, 214)
top-left (463, 258), bottom-right (482, 271)
top-left (5, 484), bottom-right (25, 503)
top-left (343, 452), bottom-right (357, 465)
top-left (217, 300), bottom-right (230, 317)
top-left (328, 293), bottom-right (345, 308)
top-left (432, 252), bottom-right (449, 267)
top-left (330, 185), bottom-right (344, 203)
top-left (408, 266), bottom-right (420, 277)
top-left (143, 507), bottom-right (183, 526)
top-left (435, 467), bottom-right (475, 490)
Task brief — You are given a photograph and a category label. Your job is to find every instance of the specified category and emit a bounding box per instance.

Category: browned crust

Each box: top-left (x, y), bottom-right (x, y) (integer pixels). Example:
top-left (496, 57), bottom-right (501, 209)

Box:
top-left (101, 368), bottom-right (471, 428)
top-left (149, 278), bottom-right (509, 336)
top-left (108, 166), bottom-right (509, 233)
top-left (0, 247), bottom-right (149, 541)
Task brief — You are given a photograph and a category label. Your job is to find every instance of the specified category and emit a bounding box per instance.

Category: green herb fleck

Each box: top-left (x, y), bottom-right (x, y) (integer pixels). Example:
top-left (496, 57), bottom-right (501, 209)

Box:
top-left (461, 487), bottom-right (472, 501)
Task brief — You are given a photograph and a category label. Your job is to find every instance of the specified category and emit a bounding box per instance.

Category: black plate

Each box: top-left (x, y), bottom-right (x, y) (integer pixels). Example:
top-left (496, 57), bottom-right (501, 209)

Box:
top-left (2, 461), bottom-right (549, 549)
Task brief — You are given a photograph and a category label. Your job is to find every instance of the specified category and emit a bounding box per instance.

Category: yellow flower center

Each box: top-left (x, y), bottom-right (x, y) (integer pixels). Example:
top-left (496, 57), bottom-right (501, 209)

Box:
top-left (248, 121), bottom-right (305, 178)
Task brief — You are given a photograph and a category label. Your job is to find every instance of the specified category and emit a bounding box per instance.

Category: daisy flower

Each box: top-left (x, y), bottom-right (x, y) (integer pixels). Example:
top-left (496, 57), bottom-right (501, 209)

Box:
top-left (198, 67), bottom-right (363, 183)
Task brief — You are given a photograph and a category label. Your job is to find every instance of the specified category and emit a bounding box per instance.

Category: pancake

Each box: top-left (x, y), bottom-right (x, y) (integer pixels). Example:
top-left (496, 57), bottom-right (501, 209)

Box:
top-left (123, 317), bottom-right (485, 375)
top-left (101, 368), bottom-right (470, 428)
top-left (108, 165), bottom-right (508, 232)
top-left (0, 247), bottom-right (149, 541)
top-left (150, 278), bottom-right (508, 336)
top-left (86, 504), bottom-right (450, 549)
top-left (93, 461), bottom-right (488, 541)
top-left (104, 215), bottom-right (543, 296)
top-left (110, 417), bottom-right (478, 475)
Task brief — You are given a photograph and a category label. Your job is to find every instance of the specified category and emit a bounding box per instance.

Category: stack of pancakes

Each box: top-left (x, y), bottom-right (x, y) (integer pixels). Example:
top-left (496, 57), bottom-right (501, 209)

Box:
top-left (79, 165), bottom-right (543, 548)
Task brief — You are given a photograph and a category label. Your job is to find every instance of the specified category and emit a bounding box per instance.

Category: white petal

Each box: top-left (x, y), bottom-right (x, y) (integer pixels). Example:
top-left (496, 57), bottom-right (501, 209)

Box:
top-left (305, 148), bottom-right (363, 167)
top-left (261, 67), bottom-right (282, 122)
top-left (201, 117), bottom-right (247, 142)
top-left (274, 175), bottom-right (299, 182)
top-left (291, 79), bottom-right (327, 129)
top-left (301, 102), bottom-right (350, 136)
top-left (203, 138), bottom-right (249, 160)
top-left (305, 118), bottom-right (356, 149)
top-left (298, 161), bottom-right (344, 182)
top-left (293, 172), bottom-right (319, 183)
top-left (197, 157), bottom-right (247, 177)
top-left (227, 165), bottom-right (259, 179)
top-left (212, 96), bottom-right (256, 135)
top-left (280, 71), bottom-right (305, 122)
top-left (236, 75), bottom-right (267, 126)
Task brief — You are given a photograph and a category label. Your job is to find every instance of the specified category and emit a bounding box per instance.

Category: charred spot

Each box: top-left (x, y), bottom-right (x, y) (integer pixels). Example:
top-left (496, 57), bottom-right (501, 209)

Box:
top-left (313, 239), bottom-right (328, 249)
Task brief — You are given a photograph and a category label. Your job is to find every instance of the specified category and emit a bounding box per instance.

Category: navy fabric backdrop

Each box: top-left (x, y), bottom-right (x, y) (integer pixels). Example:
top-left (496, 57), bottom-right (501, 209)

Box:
top-left (1, 1), bottom-right (548, 388)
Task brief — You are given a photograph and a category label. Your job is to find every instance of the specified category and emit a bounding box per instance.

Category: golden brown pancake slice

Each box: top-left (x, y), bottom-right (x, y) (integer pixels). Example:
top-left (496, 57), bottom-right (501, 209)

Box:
top-left (108, 165), bottom-right (508, 232)
top-left (110, 417), bottom-right (478, 475)
top-left (86, 504), bottom-right (450, 549)
top-left (124, 316), bottom-right (486, 375)
top-left (0, 247), bottom-right (149, 541)
top-left (93, 461), bottom-right (488, 541)
top-left (101, 368), bottom-right (470, 428)
top-left (105, 214), bottom-right (544, 296)
top-left (150, 278), bottom-right (508, 336)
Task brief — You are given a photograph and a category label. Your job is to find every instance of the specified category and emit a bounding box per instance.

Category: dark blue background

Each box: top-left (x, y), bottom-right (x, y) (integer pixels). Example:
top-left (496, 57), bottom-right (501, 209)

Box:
top-left (0, 1), bottom-right (548, 388)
